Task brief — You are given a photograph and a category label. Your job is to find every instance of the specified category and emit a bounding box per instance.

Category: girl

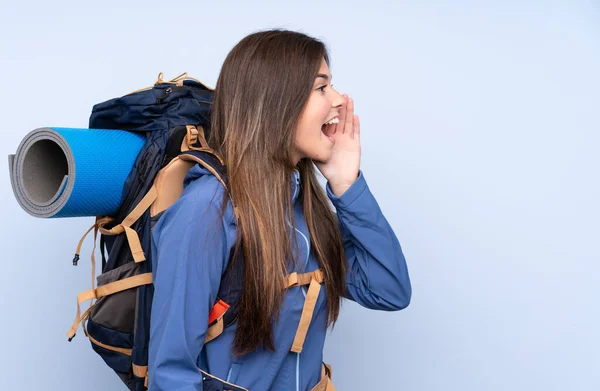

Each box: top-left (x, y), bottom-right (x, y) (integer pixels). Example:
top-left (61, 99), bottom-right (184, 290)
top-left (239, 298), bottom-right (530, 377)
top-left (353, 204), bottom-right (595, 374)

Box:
top-left (148, 29), bottom-right (411, 391)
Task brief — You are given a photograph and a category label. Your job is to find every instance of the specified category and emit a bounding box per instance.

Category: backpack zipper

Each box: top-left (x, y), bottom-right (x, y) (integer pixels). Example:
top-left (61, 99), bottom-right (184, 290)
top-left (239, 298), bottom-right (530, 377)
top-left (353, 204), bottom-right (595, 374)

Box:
top-left (156, 87), bottom-right (172, 104)
top-left (155, 86), bottom-right (213, 105)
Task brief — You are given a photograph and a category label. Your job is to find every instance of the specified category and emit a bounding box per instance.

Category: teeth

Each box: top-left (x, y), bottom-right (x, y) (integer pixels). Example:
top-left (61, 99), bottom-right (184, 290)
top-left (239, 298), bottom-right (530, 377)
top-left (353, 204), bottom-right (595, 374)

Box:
top-left (324, 118), bottom-right (339, 125)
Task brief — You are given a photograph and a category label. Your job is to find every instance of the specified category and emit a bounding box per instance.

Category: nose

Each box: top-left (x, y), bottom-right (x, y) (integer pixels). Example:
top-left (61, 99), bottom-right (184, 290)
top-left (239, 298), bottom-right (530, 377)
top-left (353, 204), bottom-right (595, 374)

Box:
top-left (330, 88), bottom-right (345, 109)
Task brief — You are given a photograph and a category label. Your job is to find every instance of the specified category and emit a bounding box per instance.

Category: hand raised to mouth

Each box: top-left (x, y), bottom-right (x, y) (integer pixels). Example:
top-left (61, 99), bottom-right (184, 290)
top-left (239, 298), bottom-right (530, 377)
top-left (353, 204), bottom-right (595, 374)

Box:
top-left (315, 94), bottom-right (361, 197)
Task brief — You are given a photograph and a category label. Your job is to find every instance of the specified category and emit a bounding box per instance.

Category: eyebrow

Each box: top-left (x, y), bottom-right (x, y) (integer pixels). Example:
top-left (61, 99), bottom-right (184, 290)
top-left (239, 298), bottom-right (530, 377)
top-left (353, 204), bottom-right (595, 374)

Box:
top-left (316, 73), bottom-right (332, 81)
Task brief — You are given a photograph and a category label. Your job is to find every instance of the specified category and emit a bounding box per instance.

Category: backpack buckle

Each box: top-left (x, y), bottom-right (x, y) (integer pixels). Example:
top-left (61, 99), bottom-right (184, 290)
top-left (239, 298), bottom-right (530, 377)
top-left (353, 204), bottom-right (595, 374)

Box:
top-left (186, 125), bottom-right (199, 147)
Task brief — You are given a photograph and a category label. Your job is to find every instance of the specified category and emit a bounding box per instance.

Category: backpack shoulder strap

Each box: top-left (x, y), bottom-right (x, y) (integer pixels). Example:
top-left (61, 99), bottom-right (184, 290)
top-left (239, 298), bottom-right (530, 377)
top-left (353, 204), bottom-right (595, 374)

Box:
top-left (177, 148), bottom-right (244, 342)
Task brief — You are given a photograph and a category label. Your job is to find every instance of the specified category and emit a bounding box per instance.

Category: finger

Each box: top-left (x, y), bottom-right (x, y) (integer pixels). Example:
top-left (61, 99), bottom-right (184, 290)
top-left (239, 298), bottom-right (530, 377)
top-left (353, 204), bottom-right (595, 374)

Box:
top-left (353, 115), bottom-right (360, 139)
top-left (335, 94), bottom-right (348, 135)
top-left (344, 97), bottom-right (354, 134)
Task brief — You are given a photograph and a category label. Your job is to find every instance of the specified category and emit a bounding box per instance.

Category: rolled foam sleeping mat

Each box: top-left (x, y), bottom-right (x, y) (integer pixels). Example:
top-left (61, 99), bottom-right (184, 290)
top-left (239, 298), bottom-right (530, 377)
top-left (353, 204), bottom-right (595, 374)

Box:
top-left (8, 127), bottom-right (145, 218)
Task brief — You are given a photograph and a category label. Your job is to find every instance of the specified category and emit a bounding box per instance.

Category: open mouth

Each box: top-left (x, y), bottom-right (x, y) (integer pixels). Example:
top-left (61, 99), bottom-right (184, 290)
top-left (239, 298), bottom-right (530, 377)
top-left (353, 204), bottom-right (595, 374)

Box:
top-left (321, 117), bottom-right (339, 143)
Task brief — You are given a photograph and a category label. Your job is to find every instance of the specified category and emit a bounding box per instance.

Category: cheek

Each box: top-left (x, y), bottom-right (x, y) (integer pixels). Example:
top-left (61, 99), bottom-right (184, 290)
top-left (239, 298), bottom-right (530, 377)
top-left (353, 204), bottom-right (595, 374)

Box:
top-left (294, 96), bottom-right (332, 155)
top-left (316, 100), bottom-right (330, 121)
top-left (295, 124), bottom-right (318, 147)
top-left (298, 103), bottom-right (326, 136)
top-left (306, 96), bottom-right (330, 124)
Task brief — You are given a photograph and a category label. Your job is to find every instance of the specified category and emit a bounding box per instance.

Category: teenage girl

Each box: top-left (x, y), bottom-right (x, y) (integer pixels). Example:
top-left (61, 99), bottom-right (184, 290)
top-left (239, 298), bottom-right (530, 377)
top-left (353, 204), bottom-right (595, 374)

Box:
top-left (148, 29), bottom-right (411, 391)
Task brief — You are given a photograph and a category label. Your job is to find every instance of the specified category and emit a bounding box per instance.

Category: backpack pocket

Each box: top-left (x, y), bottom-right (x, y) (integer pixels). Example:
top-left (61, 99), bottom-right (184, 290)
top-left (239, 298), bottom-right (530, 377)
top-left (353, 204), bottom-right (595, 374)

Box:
top-left (85, 261), bottom-right (146, 390)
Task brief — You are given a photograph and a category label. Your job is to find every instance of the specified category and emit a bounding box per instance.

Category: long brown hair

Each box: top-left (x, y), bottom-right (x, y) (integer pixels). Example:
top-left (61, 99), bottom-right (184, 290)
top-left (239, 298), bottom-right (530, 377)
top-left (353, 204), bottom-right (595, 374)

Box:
top-left (207, 29), bottom-right (347, 356)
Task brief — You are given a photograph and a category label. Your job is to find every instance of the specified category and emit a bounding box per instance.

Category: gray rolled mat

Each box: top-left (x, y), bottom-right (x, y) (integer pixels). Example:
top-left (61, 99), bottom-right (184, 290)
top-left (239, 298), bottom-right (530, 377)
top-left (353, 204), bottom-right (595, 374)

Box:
top-left (9, 127), bottom-right (146, 218)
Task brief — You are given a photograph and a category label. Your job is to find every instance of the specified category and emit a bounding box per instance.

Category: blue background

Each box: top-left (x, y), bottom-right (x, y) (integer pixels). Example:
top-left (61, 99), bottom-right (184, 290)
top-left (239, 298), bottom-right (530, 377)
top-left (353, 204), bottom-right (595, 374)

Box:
top-left (1, 1), bottom-right (598, 389)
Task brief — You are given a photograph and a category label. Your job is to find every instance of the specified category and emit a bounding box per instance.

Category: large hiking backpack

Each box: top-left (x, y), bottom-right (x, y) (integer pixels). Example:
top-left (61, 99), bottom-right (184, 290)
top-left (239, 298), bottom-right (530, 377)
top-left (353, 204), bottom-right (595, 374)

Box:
top-left (65, 73), bottom-right (243, 390)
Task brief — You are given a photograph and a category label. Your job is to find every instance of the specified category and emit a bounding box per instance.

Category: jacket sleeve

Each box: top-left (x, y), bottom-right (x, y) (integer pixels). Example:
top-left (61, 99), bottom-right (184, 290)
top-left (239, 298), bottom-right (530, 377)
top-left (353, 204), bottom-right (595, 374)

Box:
top-left (326, 171), bottom-right (412, 311)
top-left (148, 183), bottom-right (232, 390)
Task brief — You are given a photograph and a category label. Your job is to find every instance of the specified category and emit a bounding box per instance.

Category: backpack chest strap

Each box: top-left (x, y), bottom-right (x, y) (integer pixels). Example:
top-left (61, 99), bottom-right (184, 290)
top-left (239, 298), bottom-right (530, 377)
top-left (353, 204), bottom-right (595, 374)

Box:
top-left (285, 269), bottom-right (325, 354)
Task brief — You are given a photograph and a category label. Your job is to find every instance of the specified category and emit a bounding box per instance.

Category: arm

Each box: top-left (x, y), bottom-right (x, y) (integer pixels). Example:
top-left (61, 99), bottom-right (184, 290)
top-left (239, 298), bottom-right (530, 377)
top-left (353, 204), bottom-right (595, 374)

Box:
top-left (327, 171), bottom-right (412, 311)
top-left (148, 184), bottom-right (231, 390)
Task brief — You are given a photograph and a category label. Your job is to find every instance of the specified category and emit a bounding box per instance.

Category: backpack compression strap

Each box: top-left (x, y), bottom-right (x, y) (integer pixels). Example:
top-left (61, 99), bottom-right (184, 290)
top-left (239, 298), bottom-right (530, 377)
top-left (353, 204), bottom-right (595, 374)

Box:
top-left (96, 184), bottom-right (158, 263)
top-left (66, 272), bottom-right (153, 341)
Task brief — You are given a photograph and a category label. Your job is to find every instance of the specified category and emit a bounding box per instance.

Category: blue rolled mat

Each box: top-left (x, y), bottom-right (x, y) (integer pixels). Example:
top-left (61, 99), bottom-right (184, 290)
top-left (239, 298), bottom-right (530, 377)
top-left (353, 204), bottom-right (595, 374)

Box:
top-left (8, 127), bottom-right (145, 218)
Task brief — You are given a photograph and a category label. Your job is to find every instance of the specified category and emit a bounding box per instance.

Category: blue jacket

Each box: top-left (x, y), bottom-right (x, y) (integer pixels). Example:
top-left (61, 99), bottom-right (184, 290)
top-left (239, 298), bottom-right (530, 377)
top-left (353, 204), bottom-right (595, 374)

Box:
top-left (148, 165), bottom-right (411, 391)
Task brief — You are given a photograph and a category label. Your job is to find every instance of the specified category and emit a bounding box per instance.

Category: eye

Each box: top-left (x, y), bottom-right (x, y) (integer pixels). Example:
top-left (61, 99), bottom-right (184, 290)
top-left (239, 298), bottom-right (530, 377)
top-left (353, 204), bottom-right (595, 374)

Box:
top-left (316, 84), bottom-right (333, 93)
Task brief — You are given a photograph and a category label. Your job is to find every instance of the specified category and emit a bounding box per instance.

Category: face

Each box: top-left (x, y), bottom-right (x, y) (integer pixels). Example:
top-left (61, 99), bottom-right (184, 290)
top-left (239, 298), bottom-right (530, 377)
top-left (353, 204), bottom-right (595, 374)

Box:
top-left (293, 58), bottom-right (345, 164)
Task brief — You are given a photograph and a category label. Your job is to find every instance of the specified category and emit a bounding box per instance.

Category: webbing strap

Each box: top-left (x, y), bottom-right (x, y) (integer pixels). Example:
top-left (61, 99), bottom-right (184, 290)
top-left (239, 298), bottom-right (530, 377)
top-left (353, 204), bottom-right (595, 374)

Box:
top-left (310, 364), bottom-right (336, 391)
top-left (195, 126), bottom-right (209, 149)
top-left (98, 185), bottom-right (158, 263)
top-left (286, 269), bottom-right (324, 288)
top-left (87, 331), bottom-right (132, 356)
top-left (178, 153), bottom-right (228, 192)
top-left (286, 270), bottom-right (334, 388)
top-left (66, 273), bottom-right (153, 340)
top-left (205, 300), bottom-right (229, 343)
top-left (132, 363), bottom-right (149, 388)
top-left (178, 152), bottom-right (239, 223)
top-left (288, 269), bottom-right (325, 353)
top-left (74, 217), bottom-right (112, 288)
top-left (204, 300), bottom-right (229, 343)
top-left (184, 125), bottom-right (210, 149)
top-left (132, 364), bottom-right (147, 378)
top-left (180, 126), bottom-right (225, 164)
top-left (205, 316), bottom-right (224, 343)
top-left (73, 218), bottom-right (106, 324)
top-left (291, 278), bottom-right (321, 353)
top-left (125, 72), bottom-right (214, 96)
top-left (73, 219), bottom-right (96, 266)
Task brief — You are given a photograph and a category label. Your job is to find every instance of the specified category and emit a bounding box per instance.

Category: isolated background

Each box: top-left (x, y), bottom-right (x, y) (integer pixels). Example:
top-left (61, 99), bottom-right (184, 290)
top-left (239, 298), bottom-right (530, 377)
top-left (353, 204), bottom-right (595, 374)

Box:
top-left (1, 1), bottom-right (598, 390)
